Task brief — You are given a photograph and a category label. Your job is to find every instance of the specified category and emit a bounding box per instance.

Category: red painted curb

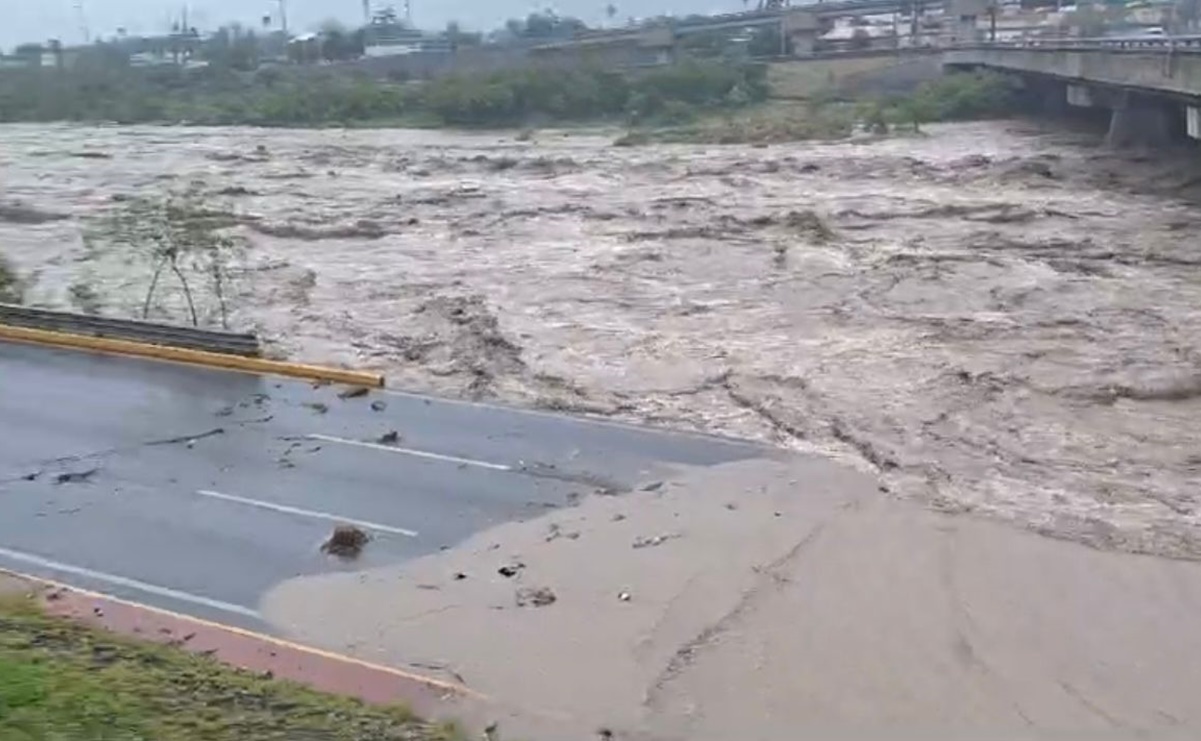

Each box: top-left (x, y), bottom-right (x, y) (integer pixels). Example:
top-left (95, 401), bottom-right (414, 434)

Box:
top-left (2, 572), bottom-right (481, 719)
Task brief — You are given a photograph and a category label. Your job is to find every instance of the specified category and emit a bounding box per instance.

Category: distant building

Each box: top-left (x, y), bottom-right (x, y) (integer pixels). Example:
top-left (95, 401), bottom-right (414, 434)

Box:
top-left (363, 24), bottom-right (426, 57)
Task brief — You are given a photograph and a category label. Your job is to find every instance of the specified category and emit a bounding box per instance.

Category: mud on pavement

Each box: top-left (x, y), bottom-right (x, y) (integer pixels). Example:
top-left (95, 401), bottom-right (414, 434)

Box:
top-left (261, 455), bottom-right (1201, 741)
top-left (4, 120), bottom-right (1201, 557)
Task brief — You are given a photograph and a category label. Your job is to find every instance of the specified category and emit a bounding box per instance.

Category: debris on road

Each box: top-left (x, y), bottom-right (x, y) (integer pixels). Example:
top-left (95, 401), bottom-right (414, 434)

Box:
top-left (618, 592), bottom-right (631, 602)
top-left (370, 400), bottom-right (388, 412)
top-left (641, 481), bottom-right (664, 492)
top-left (545, 523), bottom-right (581, 543)
top-left (515, 586), bottom-right (557, 608)
top-left (146, 428), bottom-right (225, 448)
top-left (497, 563), bottom-right (525, 578)
top-left (303, 402), bottom-right (329, 414)
top-left (409, 661), bottom-right (467, 685)
top-left (453, 572), bottom-right (468, 581)
top-left (338, 386), bottom-right (370, 400)
top-left (321, 525), bottom-right (370, 559)
top-left (632, 533), bottom-right (679, 549)
top-left (376, 430), bottom-right (401, 445)
top-left (54, 468), bottom-right (99, 485)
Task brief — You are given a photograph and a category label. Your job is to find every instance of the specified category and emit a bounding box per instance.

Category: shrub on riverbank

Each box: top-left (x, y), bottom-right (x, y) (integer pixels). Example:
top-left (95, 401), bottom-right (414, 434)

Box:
top-left (613, 70), bottom-right (1021, 147)
top-left (885, 71), bottom-right (1020, 129)
top-left (418, 61), bottom-right (768, 126)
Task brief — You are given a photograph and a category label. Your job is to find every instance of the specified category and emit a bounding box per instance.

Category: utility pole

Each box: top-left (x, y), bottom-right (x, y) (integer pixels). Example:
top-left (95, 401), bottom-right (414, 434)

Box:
top-left (277, 0), bottom-right (289, 35)
top-left (74, 0), bottom-right (91, 43)
top-left (404, 0), bottom-right (412, 26)
top-left (363, 0), bottom-right (371, 25)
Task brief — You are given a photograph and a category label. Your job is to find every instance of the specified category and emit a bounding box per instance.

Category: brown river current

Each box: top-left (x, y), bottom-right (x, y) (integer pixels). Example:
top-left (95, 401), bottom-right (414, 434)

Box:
top-left (3, 120), bottom-right (1201, 558)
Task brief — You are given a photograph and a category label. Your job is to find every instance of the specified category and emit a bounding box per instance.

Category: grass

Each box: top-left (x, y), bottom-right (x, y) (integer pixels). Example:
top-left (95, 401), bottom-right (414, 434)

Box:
top-left (0, 595), bottom-right (460, 741)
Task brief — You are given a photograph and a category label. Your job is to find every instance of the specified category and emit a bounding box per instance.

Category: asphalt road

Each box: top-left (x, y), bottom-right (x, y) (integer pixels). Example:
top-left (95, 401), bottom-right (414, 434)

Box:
top-left (0, 342), bottom-right (769, 630)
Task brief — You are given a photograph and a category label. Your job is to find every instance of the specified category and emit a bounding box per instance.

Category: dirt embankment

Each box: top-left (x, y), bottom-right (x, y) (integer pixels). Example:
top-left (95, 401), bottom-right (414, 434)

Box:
top-left (3, 121), bottom-right (1201, 559)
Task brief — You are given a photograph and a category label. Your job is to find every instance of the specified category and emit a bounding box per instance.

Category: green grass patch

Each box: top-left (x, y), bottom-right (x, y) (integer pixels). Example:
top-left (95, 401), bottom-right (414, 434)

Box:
top-left (0, 596), bottom-right (459, 741)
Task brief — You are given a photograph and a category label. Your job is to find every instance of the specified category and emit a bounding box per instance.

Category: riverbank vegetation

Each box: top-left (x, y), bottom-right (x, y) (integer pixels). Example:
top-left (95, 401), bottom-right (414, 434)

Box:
top-left (0, 56), bottom-right (1018, 145)
top-left (0, 60), bottom-right (769, 128)
top-left (617, 70), bottom-right (1021, 146)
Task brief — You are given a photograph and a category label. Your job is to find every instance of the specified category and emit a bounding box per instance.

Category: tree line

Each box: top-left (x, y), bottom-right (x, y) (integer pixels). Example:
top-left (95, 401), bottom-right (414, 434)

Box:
top-left (0, 58), bottom-right (770, 128)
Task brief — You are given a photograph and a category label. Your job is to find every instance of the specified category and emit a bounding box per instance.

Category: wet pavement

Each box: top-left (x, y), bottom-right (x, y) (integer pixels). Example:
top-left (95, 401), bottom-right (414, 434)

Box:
top-left (0, 342), bottom-right (766, 627)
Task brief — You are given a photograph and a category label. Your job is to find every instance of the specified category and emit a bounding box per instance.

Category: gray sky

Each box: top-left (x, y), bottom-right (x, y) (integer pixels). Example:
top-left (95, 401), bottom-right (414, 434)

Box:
top-left (0, 0), bottom-right (742, 50)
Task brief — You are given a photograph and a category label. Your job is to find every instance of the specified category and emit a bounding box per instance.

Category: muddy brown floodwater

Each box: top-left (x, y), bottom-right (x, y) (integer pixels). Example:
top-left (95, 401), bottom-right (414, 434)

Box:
top-left (3, 121), bottom-right (1201, 559)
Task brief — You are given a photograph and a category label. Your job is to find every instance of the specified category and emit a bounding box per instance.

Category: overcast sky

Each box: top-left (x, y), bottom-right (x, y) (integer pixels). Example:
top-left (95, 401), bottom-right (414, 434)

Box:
top-left (0, 0), bottom-right (743, 50)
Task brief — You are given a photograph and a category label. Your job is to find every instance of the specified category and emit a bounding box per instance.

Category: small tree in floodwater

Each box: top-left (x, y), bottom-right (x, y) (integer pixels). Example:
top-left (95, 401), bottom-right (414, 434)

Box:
top-left (0, 254), bottom-right (22, 304)
top-left (84, 187), bottom-right (246, 328)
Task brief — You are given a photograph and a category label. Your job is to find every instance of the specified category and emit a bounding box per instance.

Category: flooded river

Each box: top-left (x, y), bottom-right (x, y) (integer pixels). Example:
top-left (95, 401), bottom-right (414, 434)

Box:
top-left (3, 121), bottom-right (1201, 558)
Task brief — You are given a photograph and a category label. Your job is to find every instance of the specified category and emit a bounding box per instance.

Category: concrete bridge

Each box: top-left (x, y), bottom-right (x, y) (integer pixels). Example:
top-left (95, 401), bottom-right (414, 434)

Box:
top-left (945, 37), bottom-right (1201, 147)
top-left (529, 0), bottom-right (942, 67)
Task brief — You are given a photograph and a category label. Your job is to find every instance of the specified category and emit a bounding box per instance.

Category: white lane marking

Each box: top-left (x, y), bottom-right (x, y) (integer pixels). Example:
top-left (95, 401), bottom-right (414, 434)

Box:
top-left (305, 433), bottom-right (512, 472)
top-left (194, 489), bottom-right (418, 538)
top-left (0, 545), bottom-right (261, 620)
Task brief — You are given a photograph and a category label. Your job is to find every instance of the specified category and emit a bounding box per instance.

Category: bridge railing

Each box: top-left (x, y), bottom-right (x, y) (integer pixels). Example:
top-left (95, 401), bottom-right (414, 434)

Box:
top-left (972, 35), bottom-right (1201, 53)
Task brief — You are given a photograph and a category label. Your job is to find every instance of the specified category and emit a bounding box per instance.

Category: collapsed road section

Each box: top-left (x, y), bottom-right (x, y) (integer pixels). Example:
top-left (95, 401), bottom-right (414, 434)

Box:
top-left (0, 340), bottom-right (768, 629)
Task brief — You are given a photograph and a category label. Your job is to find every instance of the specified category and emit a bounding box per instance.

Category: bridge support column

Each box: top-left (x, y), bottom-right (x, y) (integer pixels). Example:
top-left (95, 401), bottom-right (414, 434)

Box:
top-left (1066, 84), bottom-right (1096, 108)
top-left (1106, 94), bottom-right (1172, 148)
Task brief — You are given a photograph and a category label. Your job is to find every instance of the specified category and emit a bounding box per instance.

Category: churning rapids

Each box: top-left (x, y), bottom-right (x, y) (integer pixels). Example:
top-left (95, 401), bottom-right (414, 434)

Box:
top-left (3, 121), bottom-right (1201, 558)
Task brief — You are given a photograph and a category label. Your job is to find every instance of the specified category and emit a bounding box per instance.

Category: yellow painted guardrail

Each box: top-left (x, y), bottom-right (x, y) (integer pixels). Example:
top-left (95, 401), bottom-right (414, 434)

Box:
top-left (0, 324), bottom-right (385, 388)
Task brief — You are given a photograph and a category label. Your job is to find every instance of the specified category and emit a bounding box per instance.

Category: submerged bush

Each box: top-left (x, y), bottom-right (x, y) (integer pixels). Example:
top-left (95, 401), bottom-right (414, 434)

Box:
top-left (0, 254), bottom-right (22, 304)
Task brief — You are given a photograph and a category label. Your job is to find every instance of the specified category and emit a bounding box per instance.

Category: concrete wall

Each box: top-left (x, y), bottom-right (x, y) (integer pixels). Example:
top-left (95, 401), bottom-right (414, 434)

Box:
top-left (945, 47), bottom-right (1201, 99)
top-left (529, 42), bottom-right (669, 69)
top-left (344, 45), bottom-right (534, 79)
top-left (768, 51), bottom-right (941, 99)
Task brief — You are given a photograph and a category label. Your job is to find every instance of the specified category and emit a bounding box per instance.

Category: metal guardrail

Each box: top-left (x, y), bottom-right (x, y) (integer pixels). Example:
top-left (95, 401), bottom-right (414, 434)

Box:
top-left (0, 304), bottom-right (260, 357)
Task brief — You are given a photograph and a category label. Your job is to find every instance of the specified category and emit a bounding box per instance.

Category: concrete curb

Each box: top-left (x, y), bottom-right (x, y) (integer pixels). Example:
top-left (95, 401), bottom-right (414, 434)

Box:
top-left (0, 324), bottom-right (385, 388)
top-left (0, 568), bottom-right (481, 713)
